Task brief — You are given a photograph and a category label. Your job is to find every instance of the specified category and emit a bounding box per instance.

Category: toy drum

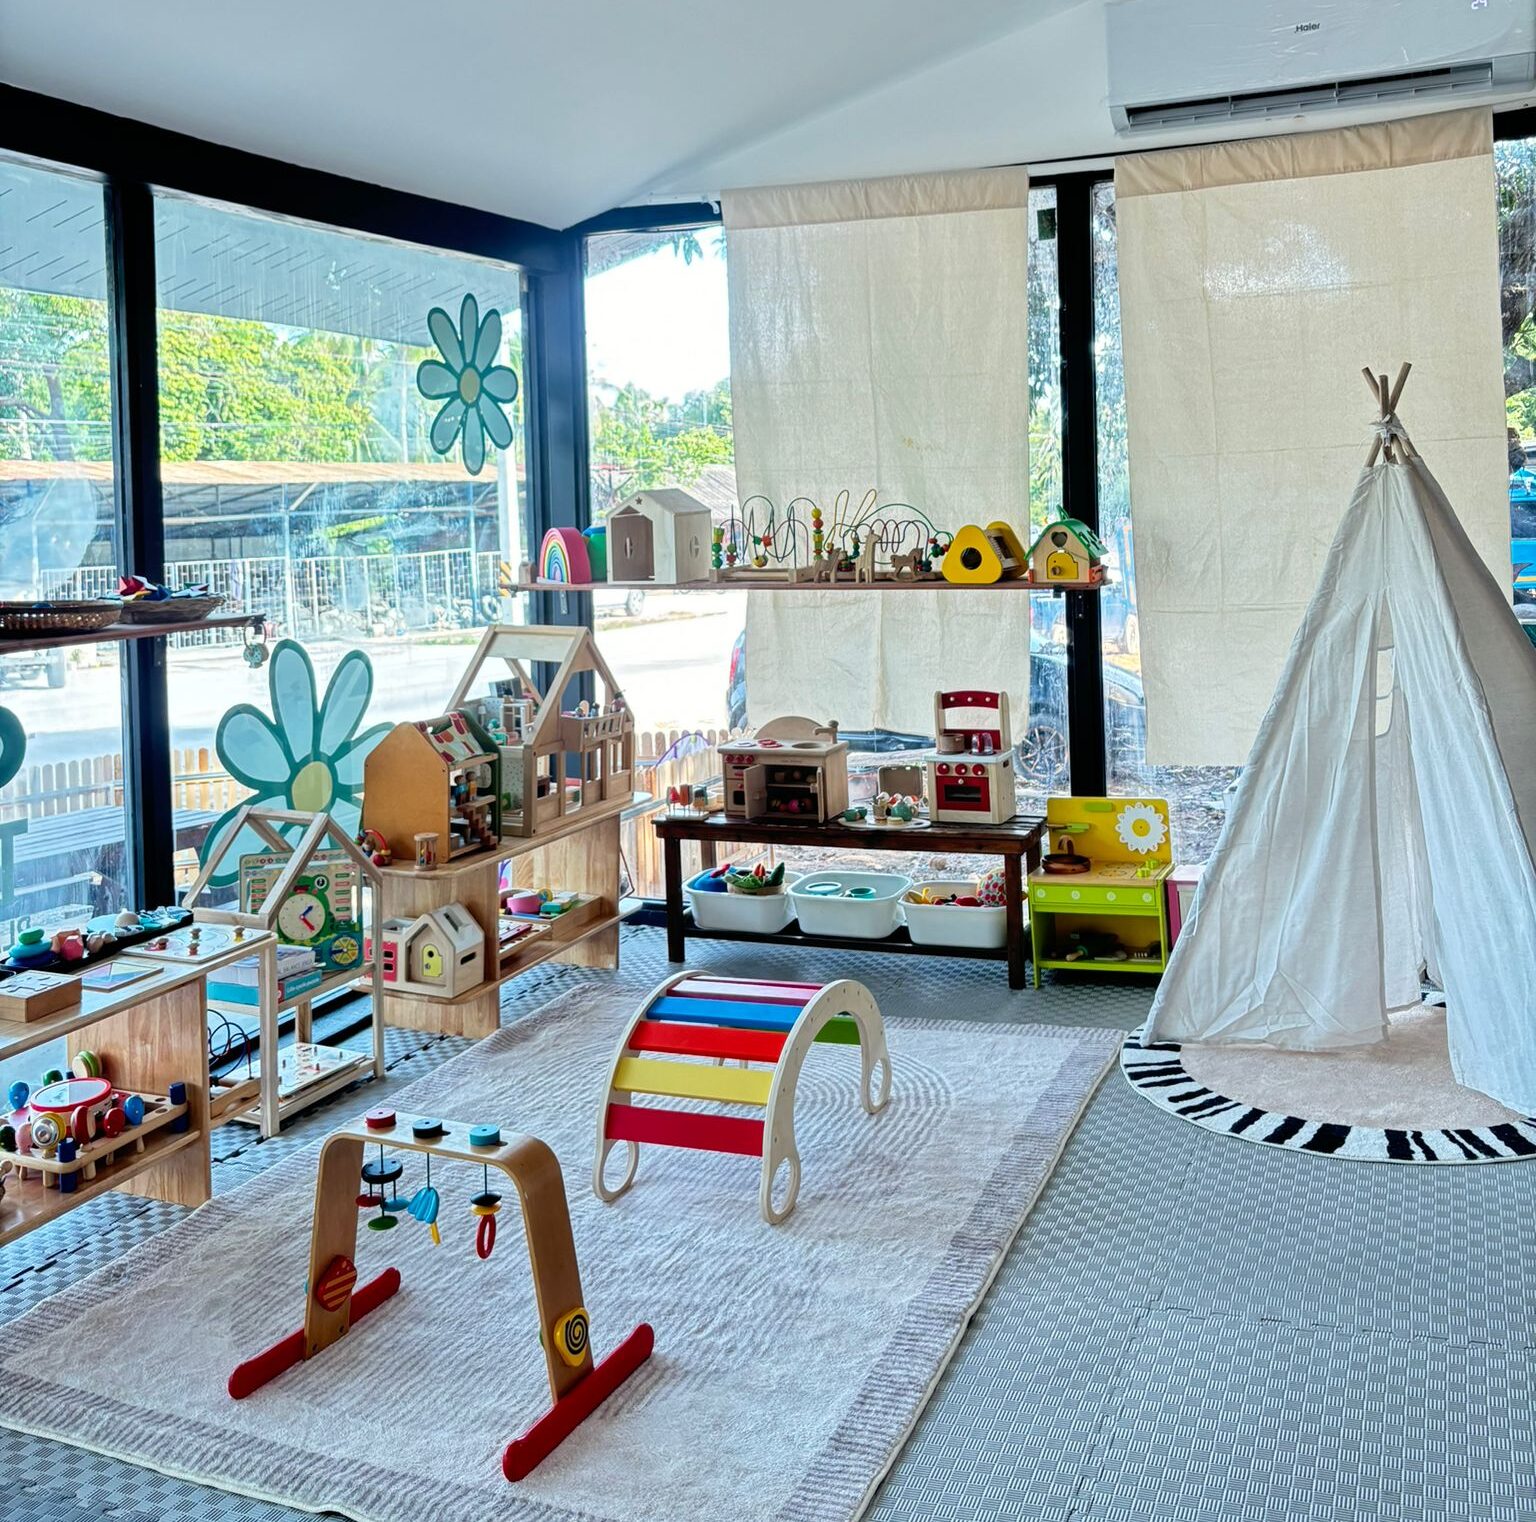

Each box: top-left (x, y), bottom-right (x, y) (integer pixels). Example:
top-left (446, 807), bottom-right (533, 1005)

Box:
top-left (29, 1075), bottom-right (112, 1145)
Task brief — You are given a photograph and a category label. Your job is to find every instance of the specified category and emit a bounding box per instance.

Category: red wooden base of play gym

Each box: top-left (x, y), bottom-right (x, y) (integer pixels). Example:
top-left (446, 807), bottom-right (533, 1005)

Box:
top-left (501, 1322), bottom-right (655, 1482)
top-left (229, 1270), bottom-right (654, 1482)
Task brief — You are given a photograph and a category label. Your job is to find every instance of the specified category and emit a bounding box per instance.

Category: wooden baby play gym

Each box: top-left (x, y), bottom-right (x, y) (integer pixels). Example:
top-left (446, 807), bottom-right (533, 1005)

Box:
top-left (229, 1107), bottom-right (654, 1482)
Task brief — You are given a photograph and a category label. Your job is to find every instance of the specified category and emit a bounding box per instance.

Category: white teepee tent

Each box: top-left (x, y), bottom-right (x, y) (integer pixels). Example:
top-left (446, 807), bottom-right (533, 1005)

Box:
top-left (1144, 365), bottom-right (1536, 1113)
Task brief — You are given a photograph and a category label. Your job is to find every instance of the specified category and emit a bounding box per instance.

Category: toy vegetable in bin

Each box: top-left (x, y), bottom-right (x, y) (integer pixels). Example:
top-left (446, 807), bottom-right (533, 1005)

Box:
top-left (723, 863), bottom-right (786, 896)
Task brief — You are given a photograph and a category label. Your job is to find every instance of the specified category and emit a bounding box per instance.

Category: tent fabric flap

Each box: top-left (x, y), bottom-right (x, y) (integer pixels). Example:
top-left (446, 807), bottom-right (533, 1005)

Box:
top-left (1144, 452), bottom-right (1536, 1115)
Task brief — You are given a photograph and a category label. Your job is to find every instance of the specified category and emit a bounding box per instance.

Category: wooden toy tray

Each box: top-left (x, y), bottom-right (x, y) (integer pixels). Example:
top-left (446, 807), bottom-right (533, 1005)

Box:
top-left (4, 1087), bottom-right (187, 1186)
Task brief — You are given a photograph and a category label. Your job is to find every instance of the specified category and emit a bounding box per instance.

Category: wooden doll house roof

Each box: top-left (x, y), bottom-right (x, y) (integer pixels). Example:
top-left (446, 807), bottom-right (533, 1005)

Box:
top-left (448, 624), bottom-right (626, 750)
top-left (182, 804), bottom-right (379, 929)
top-left (1028, 517), bottom-right (1107, 561)
top-left (613, 488), bottom-right (711, 519)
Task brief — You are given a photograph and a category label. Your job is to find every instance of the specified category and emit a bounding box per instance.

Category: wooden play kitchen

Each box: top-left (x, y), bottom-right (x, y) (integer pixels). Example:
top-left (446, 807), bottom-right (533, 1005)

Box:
top-left (654, 811), bottom-right (1046, 989)
top-left (1028, 795), bottom-right (1174, 984)
top-left (229, 1107), bottom-right (653, 1482)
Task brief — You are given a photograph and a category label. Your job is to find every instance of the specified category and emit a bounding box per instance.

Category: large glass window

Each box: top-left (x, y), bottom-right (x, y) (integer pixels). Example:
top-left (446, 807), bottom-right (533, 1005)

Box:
top-left (1092, 180), bottom-right (1238, 862)
top-left (584, 227), bottom-right (742, 894)
top-left (1496, 135), bottom-right (1536, 646)
top-left (0, 158), bottom-right (129, 941)
top-left (154, 196), bottom-right (529, 895)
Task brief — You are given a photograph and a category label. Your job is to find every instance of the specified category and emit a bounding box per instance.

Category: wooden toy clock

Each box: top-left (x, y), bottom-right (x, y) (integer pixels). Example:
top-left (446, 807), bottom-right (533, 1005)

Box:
top-left (240, 853), bottom-right (364, 972)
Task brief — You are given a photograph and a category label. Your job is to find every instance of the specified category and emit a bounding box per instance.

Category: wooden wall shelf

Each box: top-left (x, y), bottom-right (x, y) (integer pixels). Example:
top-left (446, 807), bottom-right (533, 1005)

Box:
top-left (515, 579), bottom-right (1104, 595)
top-left (0, 612), bottom-right (264, 654)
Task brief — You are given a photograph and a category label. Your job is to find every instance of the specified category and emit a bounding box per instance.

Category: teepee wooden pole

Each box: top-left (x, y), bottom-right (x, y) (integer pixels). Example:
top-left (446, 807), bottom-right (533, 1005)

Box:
top-left (1363, 367), bottom-right (1385, 467)
top-left (1387, 361), bottom-right (1411, 411)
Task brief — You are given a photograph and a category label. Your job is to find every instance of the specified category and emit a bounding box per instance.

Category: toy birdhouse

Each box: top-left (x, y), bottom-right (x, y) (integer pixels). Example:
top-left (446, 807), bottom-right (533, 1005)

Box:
top-left (377, 903), bottom-right (484, 999)
top-left (941, 522), bottom-right (1028, 585)
top-left (1026, 518), bottom-right (1107, 586)
top-left (447, 625), bottom-right (636, 839)
top-left (606, 489), bottom-right (712, 584)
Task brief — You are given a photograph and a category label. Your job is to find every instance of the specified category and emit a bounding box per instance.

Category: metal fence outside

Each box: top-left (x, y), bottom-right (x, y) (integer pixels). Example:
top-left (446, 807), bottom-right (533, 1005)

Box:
top-left (46, 547), bottom-right (503, 646)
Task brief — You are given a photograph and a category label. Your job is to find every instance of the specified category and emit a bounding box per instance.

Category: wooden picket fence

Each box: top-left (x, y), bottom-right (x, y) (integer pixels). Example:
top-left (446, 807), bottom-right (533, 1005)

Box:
top-left (0, 730), bottom-right (739, 903)
top-left (623, 725), bottom-right (756, 898)
top-left (0, 748), bottom-right (248, 824)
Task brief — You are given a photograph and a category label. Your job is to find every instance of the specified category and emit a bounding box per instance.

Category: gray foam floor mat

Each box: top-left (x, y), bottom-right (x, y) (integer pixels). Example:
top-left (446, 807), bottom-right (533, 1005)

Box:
top-left (3, 926), bottom-right (1532, 1521)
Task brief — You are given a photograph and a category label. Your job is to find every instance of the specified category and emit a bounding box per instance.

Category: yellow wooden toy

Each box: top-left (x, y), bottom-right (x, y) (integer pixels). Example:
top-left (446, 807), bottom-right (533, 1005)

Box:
top-left (1028, 796), bottom-right (1173, 985)
top-left (941, 521), bottom-right (1027, 584)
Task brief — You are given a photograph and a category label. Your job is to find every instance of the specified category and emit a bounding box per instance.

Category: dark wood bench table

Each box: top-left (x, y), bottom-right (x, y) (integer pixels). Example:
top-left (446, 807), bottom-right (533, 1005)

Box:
top-left (653, 811), bottom-right (1046, 990)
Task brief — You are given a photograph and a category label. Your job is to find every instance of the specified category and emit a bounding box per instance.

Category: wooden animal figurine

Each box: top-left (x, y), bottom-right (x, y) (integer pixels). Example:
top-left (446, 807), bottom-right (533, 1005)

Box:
top-left (889, 548), bottom-right (925, 580)
top-left (230, 1110), bottom-right (654, 1482)
top-left (853, 536), bottom-right (880, 584)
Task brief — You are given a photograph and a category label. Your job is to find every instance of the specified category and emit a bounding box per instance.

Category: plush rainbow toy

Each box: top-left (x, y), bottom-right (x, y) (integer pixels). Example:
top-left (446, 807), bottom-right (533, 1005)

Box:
top-left (539, 527), bottom-right (591, 585)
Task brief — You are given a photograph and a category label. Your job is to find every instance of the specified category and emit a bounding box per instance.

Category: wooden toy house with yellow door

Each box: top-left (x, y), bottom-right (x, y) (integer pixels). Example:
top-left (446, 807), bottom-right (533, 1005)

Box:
top-left (1026, 518), bottom-right (1107, 586)
top-left (447, 624), bottom-right (636, 838)
top-left (375, 903), bottom-right (485, 999)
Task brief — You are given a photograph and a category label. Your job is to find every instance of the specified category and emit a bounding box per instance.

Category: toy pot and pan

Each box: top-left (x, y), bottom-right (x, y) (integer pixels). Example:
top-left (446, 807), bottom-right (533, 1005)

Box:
top-left (504, 890), bottom-right (543, 915)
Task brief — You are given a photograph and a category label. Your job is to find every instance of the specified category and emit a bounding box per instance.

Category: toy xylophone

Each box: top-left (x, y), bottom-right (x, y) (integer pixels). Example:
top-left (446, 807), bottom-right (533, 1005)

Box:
top-left (593, 972), bottom-right (891, 1224)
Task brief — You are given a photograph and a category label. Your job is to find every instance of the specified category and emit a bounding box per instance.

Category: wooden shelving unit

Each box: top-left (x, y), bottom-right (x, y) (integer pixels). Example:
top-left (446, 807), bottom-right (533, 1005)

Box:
top-left (0, 1124), bottom-right (205, 1248)
top-left (0, 612), bottom-right (264, 653)
top-left (0, 950), bottom-right (252, 1246)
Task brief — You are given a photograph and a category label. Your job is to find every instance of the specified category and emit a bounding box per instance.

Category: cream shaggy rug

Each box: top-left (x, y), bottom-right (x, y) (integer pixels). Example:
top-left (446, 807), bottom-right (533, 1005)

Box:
top-left (0, 989), bottom-right (1118, 1522)
top-left (1181, 1004), bottom-right (1524, 1130)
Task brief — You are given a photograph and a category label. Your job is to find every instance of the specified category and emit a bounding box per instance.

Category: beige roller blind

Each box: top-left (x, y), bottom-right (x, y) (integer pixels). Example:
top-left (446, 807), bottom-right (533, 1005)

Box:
top-left (1116, 107), bottom-right (1508, 766)
top-left (723, 168), bottom-right (1032, 734)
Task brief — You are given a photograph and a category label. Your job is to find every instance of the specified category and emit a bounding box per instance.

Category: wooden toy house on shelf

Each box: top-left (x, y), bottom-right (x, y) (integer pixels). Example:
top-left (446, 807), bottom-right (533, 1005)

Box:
top-left (362, 710), bottom-right (503, 863)
top-left (1026, 518), bottom-right (1107, 587)
top-left (606, 488), bottom-right (713, 584)
top-left (374, 902), bottom-right (485, 999)
top-left (180, 805), bottom-right (385, 1136)
top-left (447, 624), bottom-right (636, 840)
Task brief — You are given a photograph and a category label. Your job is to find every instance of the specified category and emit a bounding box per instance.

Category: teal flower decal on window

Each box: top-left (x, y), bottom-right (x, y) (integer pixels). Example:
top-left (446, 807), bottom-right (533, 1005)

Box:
top-left (416, 294), bottom-right (519, 476)
top-left (0, 705), bottom-right (24, 791)
top-left (198, 640), bottom-right (390, 887)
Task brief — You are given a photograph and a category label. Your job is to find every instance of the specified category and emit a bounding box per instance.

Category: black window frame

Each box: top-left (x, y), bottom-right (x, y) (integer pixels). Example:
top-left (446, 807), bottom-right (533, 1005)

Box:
top-left (0, 83), bottom-right (580, 906)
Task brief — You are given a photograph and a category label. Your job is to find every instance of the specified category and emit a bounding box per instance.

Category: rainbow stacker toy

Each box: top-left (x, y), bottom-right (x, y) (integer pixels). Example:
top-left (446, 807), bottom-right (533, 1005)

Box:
top-left (593, 973), bottom-right (891, 1225)
top-left (230, 1109), bottom-right (653, 1482)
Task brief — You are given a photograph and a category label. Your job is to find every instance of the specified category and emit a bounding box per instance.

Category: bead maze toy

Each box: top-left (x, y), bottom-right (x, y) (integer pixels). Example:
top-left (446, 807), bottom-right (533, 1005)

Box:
top-left (230, 1107), bottom-right (653, 1480)
top-left (593, 973), bottom-right (891, 1225)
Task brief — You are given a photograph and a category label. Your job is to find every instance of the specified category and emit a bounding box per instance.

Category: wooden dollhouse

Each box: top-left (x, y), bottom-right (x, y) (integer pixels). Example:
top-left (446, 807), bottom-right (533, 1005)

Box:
top-left (447, 624), bottom-right (636, 839)
top-left (362, 709), bottom-right (503, 862)
top-left (606, 489), bottom-right (713, 584)
top-left (180, 805), bottom-right (385, 1136)
top-left (1026, 518), bottom-right (1107, 586)
top-left (718, 716), bottom-right (850, 824)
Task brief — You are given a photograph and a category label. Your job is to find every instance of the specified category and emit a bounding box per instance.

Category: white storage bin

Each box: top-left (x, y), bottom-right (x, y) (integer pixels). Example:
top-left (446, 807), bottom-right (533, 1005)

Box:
top-left (789, 871), bottom-right (910, 940)
top-left (686, 870), bottom-right (801, 933)
top-left (902, 879), bottom-right (1008, 950)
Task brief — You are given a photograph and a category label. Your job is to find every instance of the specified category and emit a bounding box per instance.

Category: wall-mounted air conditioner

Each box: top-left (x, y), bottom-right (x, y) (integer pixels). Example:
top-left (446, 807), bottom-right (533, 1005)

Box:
top-left (1108, 0), bottom-right (1536, 133)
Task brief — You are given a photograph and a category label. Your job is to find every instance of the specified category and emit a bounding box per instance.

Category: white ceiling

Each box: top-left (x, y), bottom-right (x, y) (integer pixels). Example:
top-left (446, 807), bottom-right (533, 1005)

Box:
top-left (0, 0), bottom-right (1074, 228)
top-left (3, 0), bottom-right (1535, 230)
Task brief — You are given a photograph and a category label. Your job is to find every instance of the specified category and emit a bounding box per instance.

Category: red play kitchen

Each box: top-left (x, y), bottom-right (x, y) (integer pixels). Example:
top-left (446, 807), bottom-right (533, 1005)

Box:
top-left (924, 690), bottom-right (1019, 825)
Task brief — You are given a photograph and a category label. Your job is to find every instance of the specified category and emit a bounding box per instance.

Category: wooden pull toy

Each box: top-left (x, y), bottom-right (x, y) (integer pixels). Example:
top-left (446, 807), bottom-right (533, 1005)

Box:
top-left (230, 1111), bottom-right (653, 1483)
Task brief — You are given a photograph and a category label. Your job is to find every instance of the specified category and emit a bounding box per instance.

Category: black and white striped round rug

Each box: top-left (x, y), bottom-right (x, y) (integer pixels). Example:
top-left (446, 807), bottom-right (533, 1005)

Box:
top-left (1120, 1030), bottom-right (1536, 1164)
